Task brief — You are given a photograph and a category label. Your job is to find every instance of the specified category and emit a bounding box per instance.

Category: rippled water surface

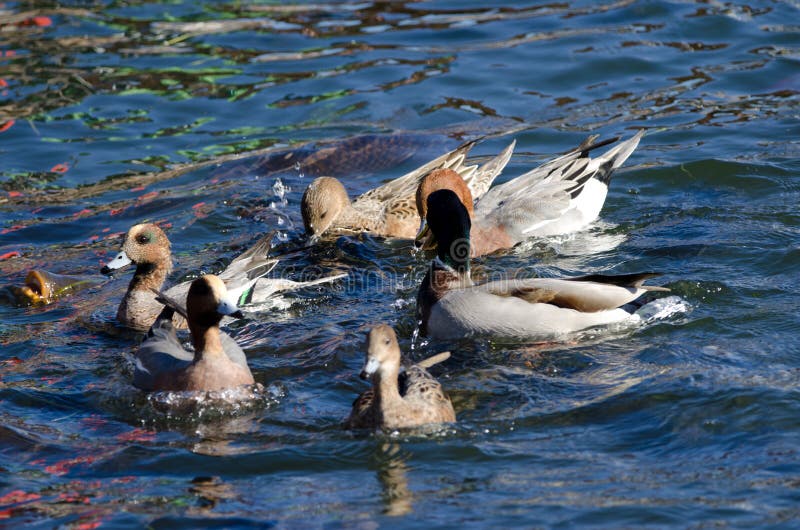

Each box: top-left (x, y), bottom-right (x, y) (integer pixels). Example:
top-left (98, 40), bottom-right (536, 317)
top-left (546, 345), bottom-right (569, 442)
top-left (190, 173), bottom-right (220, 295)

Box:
top-left (1, 0), bottom-right (799, 527)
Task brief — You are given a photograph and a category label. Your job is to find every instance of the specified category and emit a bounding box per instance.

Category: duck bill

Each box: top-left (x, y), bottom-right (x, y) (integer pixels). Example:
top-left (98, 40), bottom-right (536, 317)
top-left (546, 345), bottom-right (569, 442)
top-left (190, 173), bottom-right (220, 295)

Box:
top-left (217, 293), bottom-right (245, 319)
top-left (414, 221), bottom-right (437, 250)
top-left (101, 250), bottom-right (132, 275)
top-left (359, 357), bottom-right (381, 380)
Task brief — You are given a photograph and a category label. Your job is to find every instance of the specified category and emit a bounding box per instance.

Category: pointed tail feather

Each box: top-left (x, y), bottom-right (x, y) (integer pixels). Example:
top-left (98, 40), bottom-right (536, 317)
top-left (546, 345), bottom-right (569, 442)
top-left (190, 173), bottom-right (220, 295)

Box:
top-left (584, 130), bottom-right (645, 185)
top-left (151, 288), bottom-right (190, 320)
top-left (417, 351), bottom-right (451, 369)
top-left (575, 135), bottom-right (620, 156)
top-left (266, 272), bottom-right (348, 294)
top-left (603, 129), bottom-right (645, 169)
top-left (232, 230), bottom-right (277, 262)
top-left (570, 272), bottom-right (670, 292)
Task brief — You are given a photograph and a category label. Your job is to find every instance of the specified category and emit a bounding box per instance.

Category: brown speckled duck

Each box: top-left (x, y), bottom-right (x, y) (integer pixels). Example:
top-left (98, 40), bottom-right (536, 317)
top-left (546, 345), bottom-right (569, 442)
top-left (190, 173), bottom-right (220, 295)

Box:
top-left (301, 139), bottom-right (514, 240)
top-left (347, 324), bottom-right (456, 430)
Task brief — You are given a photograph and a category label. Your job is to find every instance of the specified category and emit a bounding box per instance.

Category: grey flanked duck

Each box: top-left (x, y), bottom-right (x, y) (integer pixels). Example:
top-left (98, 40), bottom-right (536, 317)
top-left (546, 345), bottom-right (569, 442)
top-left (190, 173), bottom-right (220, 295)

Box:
top-left (415, 131), bottom-right (645, 255)
top-left (301, 139), bottom-right (515, 240)
top-left (347, 324), bottom-right (456, 430)
top-left (101, 223), bottom-right (345, 331)
top-left (416, 189), bottom-right (669, 340)
top-left (134, 274), bottom-right (254, 392)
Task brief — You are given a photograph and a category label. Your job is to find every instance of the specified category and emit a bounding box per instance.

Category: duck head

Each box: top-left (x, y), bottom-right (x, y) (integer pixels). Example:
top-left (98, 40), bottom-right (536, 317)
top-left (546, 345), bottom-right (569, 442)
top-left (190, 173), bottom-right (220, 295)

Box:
top-left (301, 177), bottom-right (350, 240)
top-left (101, 223), bottom-right (172, 276)
top-left (187, 274), bottom-right (244, 329)
top-left (360, 324), bottom-right (402, 381)
top-left (425, 189), bottom-right (472, 273)
top-left (415, 169), bottom-right (474, 250)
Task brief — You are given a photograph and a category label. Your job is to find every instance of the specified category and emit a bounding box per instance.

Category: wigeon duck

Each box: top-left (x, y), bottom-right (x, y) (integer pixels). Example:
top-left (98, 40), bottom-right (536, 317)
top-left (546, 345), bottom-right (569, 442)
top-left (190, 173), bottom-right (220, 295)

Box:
top-left (301, 139), bottom-right (515, 240)
top-left (416, 189), bottom-right (668, 340)
top-left (347, 324), bottom-right (456, 430)
top-left (134, 275), bottom-right (254, 391)
top-left (101, 223), bottom-right (345, 330)
top-left (415, 131), bottom-right (645, 255)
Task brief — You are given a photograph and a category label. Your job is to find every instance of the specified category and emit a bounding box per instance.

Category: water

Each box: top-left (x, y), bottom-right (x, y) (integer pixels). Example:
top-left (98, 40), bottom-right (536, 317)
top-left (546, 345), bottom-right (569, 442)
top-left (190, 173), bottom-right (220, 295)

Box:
top-left (1, 0), bottom-right (799, 527)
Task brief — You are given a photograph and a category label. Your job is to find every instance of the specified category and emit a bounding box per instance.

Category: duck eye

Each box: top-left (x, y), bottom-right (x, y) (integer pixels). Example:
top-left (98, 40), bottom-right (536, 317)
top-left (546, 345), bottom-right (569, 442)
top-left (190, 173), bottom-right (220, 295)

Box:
top-left (320, 211), bottom-right (327, 219)
top-left (384, 338), bottom-right (390, 345)
top-left (136, 234), bottom-right (151, 245)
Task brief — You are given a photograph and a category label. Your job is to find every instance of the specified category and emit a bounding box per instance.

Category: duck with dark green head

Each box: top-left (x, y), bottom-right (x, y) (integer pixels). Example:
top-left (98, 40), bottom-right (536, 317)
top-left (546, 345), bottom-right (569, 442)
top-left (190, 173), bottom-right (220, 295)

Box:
top-left (416, 189), bottom-right (670, 340)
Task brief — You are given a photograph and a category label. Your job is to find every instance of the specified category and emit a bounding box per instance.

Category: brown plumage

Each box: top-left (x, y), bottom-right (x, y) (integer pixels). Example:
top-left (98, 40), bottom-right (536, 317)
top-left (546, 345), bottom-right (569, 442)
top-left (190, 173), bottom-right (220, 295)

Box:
top-left (301, 140), bottom-right (514, 240)
top-left (346, 325), bottom-right (455, 430)
top-left (135, 274), bottom-right (255, 392)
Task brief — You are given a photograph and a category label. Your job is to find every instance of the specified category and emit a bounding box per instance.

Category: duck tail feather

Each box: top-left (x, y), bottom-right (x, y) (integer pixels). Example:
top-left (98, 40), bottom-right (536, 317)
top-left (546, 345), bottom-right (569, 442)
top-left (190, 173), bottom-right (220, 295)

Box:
top-left (417, 351), bottom-right (451, 369)
top-left (570, 272), bottom-right (669, 291)
top-left (603, 129), bottom-right (645, 169)
top-left (233, 230), bottom-right (277, 262)
top-left (150, 288), bottom-right (189, 319)
top-left (147, 304), bottom-right (177, 338)
top-left (576, 135), bottom-right (619, 156)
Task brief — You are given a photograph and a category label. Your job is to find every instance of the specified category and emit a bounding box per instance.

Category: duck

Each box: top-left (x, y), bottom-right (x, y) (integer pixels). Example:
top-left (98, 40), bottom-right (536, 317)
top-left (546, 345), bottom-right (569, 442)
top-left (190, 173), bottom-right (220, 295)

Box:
top-left (301, 138), bottom-right (515, 240)
top-left (346, 324), bottom-right (456, 430)
top-left (415, 131), bottom-right (645, 255)
top-left (133, 274), bottom-right (254, 391)
top-left (416, 188), bottom-right (669, 340)
top-left (101, 223), bottom-right (345, 331)
top-left (5, 269), bottom-right (99, 305)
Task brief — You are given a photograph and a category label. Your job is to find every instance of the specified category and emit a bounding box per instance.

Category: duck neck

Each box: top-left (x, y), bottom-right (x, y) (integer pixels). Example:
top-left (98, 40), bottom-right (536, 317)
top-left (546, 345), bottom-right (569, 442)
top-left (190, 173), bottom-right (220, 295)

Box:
top-left (129, 260), bottom-right (171, 292)
top-left (417, 259), bottom-right (472, 334)
top-left (431, 257), bottom-right (471, 286)
top-left (189, 323), bottom-right (225, 362)
top-left (373, 363), bottom-right (403, 412)
top-left (437, 232), bottom-right (471, 274)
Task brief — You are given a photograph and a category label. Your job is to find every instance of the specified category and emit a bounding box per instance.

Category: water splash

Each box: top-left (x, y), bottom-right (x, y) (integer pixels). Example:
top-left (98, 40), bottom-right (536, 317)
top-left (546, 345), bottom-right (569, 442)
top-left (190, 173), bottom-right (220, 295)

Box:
top-left (635, 295), bottom-right (692, 323)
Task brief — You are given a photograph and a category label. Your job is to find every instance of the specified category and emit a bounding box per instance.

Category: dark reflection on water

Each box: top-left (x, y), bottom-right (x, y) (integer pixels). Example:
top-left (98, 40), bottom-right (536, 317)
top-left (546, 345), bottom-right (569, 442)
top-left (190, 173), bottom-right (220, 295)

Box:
top-left (1, 0), bottom-right (800, 527)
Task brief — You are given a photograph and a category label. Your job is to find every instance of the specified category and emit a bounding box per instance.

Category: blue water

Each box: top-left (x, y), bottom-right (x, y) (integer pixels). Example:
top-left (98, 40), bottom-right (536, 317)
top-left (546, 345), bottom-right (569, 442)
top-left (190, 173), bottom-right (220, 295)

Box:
top-left (1, 0), bottom-right (800, 527)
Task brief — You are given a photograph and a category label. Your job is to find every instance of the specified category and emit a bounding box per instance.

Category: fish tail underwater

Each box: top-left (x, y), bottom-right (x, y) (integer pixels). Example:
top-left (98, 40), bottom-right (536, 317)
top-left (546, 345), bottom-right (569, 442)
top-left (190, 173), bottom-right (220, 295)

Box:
top-left (1, 1), bottom-right (799, 527)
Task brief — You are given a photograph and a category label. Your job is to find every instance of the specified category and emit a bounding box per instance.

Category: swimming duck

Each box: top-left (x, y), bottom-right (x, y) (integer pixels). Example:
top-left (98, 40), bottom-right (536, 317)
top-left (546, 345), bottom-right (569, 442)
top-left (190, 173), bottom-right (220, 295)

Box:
top-left (301, 139), bottom-right (515, 240)
top-left (134, 275), bottom-right (254, 391)
top-left (101, 223), bottom-right (344, 330)
top-left (415, 131), bottom-right (645, 255)
top-left (416, 189), bottom-right (668, 340)
top-left (347, 324), bottom-right (456, 430)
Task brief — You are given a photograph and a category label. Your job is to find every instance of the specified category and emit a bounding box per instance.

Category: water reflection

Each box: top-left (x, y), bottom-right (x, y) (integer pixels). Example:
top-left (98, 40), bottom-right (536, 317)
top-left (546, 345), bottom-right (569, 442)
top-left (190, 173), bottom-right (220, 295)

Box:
top-left (374, 442), bottom-right (413, 516)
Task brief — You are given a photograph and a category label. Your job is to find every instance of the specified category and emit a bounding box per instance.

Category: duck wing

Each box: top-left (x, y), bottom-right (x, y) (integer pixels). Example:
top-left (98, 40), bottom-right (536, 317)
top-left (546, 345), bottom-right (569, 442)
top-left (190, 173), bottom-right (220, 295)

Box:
top-left (401, 365), bottom-right (455, 422)
top-left (220, 231), bottom-right (279, 283)
top-left (220, 331), bottom-right (249, 370)
top-left (162, 233), bottom-right (279, 307)
top-left (463, 140), bottom-right (515, 200)
top-left (354, 140), bottom-right (476, 206)
top-left (474, 132), bottom-right (644, 238)
top-left (478, 272), bottom-right (667, 312)
top-left (347, 388), bottom-right (376, 429)
top-left (245, 271), bottom-right (347, 304)
top-left (134, 305), bottom-right (192, 390)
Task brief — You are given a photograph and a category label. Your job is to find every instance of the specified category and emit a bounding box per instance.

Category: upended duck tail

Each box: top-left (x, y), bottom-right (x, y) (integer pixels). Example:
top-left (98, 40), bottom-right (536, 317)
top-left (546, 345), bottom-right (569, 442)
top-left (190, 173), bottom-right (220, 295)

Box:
top-left (592, 130), bottom-right (646, 185)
